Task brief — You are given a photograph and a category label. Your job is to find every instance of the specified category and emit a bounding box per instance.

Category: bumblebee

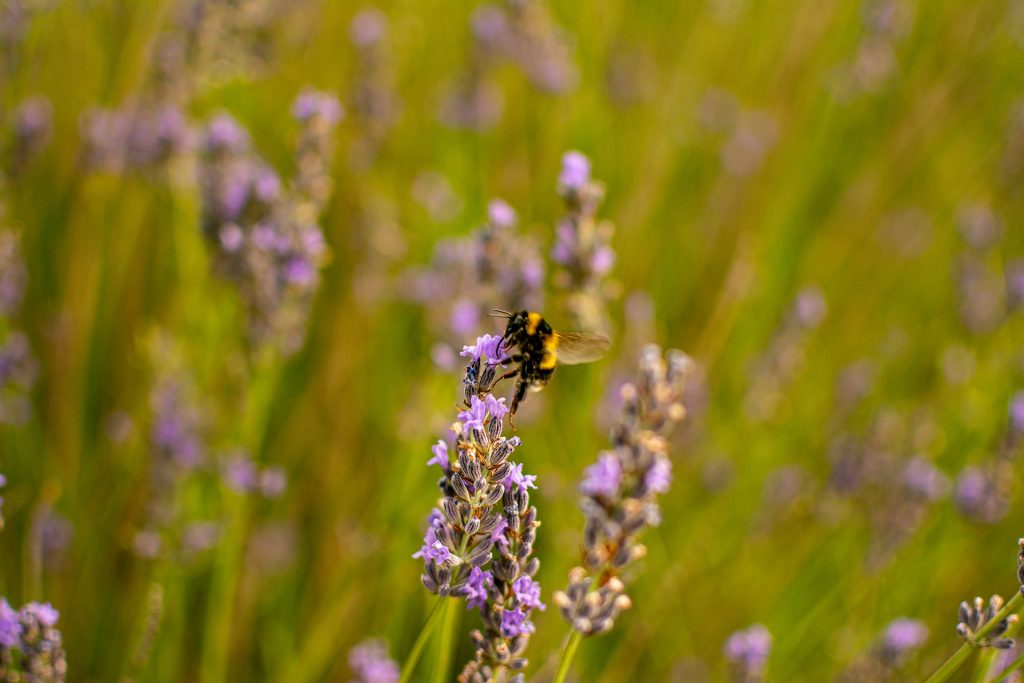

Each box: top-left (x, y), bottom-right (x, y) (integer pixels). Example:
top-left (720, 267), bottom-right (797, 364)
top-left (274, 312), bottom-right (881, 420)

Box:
top-left (496, 310), bottom-right (610, 417)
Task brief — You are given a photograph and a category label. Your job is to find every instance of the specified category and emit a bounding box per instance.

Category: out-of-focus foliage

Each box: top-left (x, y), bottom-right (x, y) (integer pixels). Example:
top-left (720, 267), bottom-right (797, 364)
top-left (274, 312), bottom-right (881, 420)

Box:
top-left (1, 0), bottom-right (1023, 681)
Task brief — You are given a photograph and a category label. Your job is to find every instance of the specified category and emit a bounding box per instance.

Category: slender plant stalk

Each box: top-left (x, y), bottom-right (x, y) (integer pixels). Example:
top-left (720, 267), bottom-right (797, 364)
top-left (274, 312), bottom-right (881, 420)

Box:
top-left (432, 597), bottom-right (460, 683)
top-left (925, 591), bottom-right (1024, 683)
top-left (991, 652), bottom-right (1024, 683)
top-left (399, 598), bottom-right (446, 683)
top-left (552, 630), bottom-right (583, 683)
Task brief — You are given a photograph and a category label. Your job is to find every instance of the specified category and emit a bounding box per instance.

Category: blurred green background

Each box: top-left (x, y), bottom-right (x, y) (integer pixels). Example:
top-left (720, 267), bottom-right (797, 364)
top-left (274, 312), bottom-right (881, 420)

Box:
top-left (1, 0), bottom-right (1023, 681)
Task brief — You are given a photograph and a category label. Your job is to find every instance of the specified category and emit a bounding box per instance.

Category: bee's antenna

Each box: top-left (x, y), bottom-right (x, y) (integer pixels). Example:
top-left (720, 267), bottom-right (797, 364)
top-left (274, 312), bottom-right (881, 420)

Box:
top-left (489, 309), bottom-right (513, 318)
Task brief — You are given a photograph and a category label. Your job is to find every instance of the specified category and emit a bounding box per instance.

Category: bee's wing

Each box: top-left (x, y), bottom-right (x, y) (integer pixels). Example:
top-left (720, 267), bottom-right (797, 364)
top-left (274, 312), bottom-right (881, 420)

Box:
top-left (553, 332), bottom-right (611, 365)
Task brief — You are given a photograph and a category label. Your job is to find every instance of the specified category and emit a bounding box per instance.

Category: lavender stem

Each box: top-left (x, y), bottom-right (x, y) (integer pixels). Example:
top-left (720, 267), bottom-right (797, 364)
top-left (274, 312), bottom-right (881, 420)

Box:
top-left (552, 630), bottom-right (582, 683)
top-left (925, 591), bottom-right (1024, 683)
top-left (433, 598), bottom-right (461, 683)
top-left (398, 597), bottom-right (446, 683)
top-left (992, 652), bottom-right (1024, 683)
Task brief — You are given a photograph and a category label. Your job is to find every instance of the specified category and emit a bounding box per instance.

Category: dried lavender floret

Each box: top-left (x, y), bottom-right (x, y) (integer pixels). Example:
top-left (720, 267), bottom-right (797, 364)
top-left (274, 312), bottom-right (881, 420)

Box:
top-left (955, 595), bottom-right (1017, 649)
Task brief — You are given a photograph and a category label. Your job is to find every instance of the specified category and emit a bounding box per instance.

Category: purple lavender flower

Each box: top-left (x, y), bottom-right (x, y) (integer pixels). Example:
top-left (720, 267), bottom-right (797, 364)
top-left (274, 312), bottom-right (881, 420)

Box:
top-left (349, 8), bottom-right (388, 48)
top-left (205, 113), bottom-right (251, 155)
top-left (458, 395), bottom-right (489, 431)
top-left (348, 638), bottom-right (399, 683)
top-left (550, 151), bottom-right (615, 333)
top-left (499, 608), bottom-right (531, 638)
top-left (199, 92), bottom-right (339, 352)
top-left (1010, 391), bottom-right (1024, 433)
top-left (450, 300), bottom-right (480, 336)
top-left (427, 440), bottom-right (449, 468)
top-left (224, 454), bottom-right (259, 492)
top-left (558, 151), bottom-right (591, 191)
top-left (465, 567), bottom-right (493, 611)
top-left (10, 95), bottom-right (53, 166)
top-left (467, 0), bottom-right (578, 95)
top-left (460, 334), bottom-right (505, 364)
top-left (487, 199), bottom-right (517, 229)
top-left (151, 376), bottom-right (203, 469)
top-left (511, 576), bottom-right (545, 611)
top-left (0, 599), bottom-right (66, 680)
top-left (644, 457), bottom-right (672, 494)
top-left (902, 457), bottom-right (949, 501)
top-left (259, 468), bottom-right (288, 498)
top-left (881, 618), bottom-right (928, 657)
top-left (412, 513), bottom-right (451, 566)
top-left (417, 330), bottom-right (544, 681)
top-left (292, 88), bottom-right (344, 125)
top-left (724, 624), bottom-right (772, 682)
top-left (82, 104), bottom-right (192, 172)
top-left (955, 465), bottom-right (1009, 524)
top-left (0, 599), bottom-right (21, 648)
top-left (581, 452), bottom-right (622, 498)
top-left (555, 346), bottom-right (693, 637)
top-left (503, 459), bottom-right (535, 491)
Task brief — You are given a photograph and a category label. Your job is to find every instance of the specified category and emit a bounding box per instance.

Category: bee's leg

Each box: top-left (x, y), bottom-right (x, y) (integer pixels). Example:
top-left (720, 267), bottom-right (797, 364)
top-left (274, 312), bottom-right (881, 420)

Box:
top-left (509, 377), bottom-right (529, 428)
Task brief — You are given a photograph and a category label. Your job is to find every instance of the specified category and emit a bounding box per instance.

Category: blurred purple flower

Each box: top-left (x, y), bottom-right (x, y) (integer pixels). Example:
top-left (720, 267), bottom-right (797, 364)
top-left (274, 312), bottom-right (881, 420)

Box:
top-left (487, 199), bottom-right (517, 229)
top-left (903, 457), bottom-right (949, 501)
top-left (1011, 391), bottom-right (1024, 433)
top-left (644, 457), bottom-right (673, 494)
top-left (882, 617), bottom-right (928, 656)
top-left (724, 624), bottom-right (772, 676)
top-left (0, 599), bottom-right (21, 648)
top-left (292, 88), bottom-right (344, 125)
top-left (348, 638), bottom-right (399, 683)
top-left (205, 113), bottom-right (250, 155)
top-left (259, 468), bottom-right (288, 498)
top-left (559, 150), bottom-right (591, 191)
top-left (349, 7), bottom-right (388, 47)
top-left (581, 451), bottom-right (621, 498)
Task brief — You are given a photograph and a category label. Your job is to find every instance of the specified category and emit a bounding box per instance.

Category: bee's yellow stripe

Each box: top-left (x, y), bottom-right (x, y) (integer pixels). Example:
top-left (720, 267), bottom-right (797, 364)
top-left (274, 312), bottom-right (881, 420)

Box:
top-left (526, 312), bottom-right (542, 335)
top-left (540, 335), bottom-right (558, 369)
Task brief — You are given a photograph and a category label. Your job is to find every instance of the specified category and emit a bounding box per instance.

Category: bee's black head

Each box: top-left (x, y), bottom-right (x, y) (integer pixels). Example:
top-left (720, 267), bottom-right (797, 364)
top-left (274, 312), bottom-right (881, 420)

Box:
top-left (496, 309), bottom-right (530, 338)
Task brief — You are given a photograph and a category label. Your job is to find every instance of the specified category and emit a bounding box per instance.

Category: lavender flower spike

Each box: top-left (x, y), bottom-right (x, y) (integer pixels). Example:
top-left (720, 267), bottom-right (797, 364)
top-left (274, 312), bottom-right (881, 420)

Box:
top-left (553, 345), bottom-right (693, 636)
top-left (413, 333), bottom-right (543, 683)
top-left (551, 151), bottom-right (616, 333)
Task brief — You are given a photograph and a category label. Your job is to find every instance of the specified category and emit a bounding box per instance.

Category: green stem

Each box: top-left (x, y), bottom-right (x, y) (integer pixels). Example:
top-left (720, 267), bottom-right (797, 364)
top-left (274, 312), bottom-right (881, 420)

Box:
top-left (552, 630), bottom-right (583, 683)
top-left (399, 598), bottom-right (446, 683)
top-left (992, 652), bottom-right (1024, 683)
top-left (925, 591), bottom-right (1024, 683)
top-left (433, 598), bottom-right (461, 683)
